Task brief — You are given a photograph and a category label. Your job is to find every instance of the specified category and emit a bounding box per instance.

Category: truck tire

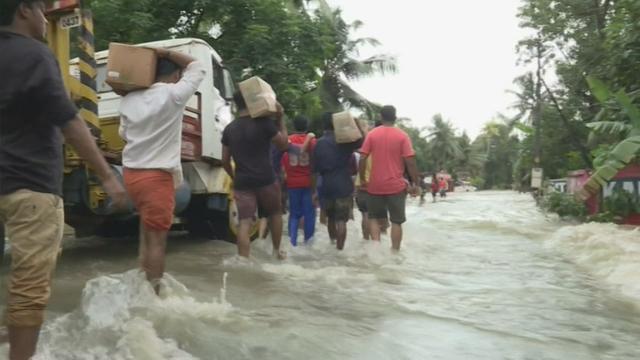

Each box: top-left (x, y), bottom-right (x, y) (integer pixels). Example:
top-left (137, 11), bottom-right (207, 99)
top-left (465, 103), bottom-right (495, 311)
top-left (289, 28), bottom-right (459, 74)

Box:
top-left (95, 218), bottom-right (139, 238)
top-left (186, 197), bottom-right (257, 243)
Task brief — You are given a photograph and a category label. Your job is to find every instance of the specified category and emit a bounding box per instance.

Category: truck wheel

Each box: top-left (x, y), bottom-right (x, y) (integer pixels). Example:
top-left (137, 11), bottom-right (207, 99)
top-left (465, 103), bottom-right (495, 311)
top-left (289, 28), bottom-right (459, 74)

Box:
top-left (95, 218), bottom-right (139, 238)
top-left (185, 197), bottom-right (258, 243)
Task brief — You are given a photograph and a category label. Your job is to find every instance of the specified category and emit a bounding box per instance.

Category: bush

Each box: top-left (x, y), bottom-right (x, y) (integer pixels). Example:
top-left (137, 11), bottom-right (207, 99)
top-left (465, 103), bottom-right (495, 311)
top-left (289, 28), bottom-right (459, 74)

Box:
top-left (470, 177), bottom-right (486, 190)
top-left (541, 192), bottom-right (587, 219)
top-left (588, 188), bottom-right (640, 223)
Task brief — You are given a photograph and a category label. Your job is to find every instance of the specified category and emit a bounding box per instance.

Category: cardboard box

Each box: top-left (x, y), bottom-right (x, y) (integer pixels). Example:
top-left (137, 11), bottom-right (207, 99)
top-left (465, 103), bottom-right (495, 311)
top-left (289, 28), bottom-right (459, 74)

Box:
top-left (333, 111), bottom-right (362, 144)
top-left (105, 43), bottom-right (157, 93)
top-left (238, 77), bottom-right (277, 118)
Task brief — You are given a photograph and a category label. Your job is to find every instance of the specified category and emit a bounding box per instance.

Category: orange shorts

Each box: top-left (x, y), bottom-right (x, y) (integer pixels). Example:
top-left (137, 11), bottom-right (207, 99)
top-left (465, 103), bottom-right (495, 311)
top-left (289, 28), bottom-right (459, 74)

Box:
top-left (123, 169), bottom-right (175, 231)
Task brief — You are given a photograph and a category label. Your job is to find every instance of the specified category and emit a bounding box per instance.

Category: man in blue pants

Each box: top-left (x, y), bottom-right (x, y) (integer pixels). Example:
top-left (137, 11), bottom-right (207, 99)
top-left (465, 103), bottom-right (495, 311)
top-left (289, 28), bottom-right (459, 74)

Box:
top-left (281, 116), bottom-right (317, 246)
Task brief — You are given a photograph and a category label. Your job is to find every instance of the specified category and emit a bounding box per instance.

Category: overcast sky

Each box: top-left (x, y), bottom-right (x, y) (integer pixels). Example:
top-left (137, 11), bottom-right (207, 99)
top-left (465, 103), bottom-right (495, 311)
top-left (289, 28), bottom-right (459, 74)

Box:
top-left (327, 0), bottom-right (529, 138)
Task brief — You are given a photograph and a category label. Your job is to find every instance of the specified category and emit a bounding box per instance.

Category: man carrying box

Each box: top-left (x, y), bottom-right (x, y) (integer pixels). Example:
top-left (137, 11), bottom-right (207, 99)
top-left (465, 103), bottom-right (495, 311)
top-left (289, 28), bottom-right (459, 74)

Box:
top-left (313, 112), bottom-right (364, 250)
top-left (118, 48), bottom-right (206, 292)
top-left (222, 91), bottom-right (289, 259)
top-left (1, 1), bottom-right (128, 358)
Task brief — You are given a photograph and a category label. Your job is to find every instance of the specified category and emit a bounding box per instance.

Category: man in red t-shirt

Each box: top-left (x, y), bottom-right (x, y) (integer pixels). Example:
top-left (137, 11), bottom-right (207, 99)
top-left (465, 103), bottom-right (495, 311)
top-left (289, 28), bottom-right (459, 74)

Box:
top-left (359, 106), bottom-right (420, 250)
top-left (281, 116), bottom-right (317, 246)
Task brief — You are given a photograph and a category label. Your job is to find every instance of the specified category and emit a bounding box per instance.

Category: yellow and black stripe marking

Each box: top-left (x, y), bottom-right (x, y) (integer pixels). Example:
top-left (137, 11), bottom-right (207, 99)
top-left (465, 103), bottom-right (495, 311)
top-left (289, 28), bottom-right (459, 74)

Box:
top-left (76, 9), bottom-right (101, 137)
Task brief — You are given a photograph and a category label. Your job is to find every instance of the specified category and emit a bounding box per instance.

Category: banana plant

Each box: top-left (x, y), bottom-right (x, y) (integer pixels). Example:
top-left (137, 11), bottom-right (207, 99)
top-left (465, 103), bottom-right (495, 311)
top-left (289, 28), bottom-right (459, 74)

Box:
top-left (579, 77), bottom-right (640, 199)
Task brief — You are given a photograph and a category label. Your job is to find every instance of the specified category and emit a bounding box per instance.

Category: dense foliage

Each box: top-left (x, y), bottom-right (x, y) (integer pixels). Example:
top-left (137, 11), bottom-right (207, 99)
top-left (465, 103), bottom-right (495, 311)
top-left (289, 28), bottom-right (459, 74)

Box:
top-left (84, 0), bottom-right (640, 190)
top-left (86, 0), bottom-right (395, 126)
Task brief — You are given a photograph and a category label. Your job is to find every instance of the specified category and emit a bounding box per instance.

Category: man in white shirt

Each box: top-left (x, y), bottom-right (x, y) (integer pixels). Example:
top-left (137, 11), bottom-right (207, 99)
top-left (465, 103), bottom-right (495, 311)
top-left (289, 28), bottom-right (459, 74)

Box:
top-left (119, 48), bottom-right (205, 292)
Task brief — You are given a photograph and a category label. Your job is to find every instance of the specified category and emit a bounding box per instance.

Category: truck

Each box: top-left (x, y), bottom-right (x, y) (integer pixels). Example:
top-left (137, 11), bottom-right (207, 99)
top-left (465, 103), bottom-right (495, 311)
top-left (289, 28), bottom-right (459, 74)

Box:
top-left (1, 2), bottom-right (246, 262)
top-left (67, 38), bottom-right (243, 240)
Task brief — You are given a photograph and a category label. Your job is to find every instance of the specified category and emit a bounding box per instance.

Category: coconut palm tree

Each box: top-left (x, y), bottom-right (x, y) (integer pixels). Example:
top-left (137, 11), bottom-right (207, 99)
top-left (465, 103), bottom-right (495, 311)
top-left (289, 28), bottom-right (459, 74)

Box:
top-left (292, 1), bottom-right (396, 113)
top-left (456, 132), bottom-right (487, 176)
top-left (425, 114), bottom-right (462, 171)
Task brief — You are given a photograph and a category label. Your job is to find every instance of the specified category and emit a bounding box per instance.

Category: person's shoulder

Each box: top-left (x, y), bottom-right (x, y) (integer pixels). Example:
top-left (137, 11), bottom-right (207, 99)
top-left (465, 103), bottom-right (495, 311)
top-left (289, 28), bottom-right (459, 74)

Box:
top-left (364, 126), bottom-right (384, 140)
top-left (391, 126), bottom-right (411, 138)
top-left (22, 36), bottom-right (56, 63)
top-left (223, 117), bottom-right (242, 133)
top-left (3, 33), bottom-right (56, 65)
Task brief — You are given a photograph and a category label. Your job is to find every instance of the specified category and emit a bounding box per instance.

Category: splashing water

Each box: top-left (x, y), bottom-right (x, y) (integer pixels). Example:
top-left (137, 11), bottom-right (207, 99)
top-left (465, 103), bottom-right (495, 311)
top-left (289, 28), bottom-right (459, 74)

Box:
top-left (0, 191), bottom-right (639, 359)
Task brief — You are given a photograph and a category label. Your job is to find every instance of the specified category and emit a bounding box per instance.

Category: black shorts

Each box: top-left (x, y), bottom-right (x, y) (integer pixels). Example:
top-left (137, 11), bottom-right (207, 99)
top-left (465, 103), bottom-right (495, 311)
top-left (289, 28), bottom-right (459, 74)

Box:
top-left (235, 182), bottom-right (282, 220)
top-left (322, 197), bottom-right (353, 222)
top-left (356, 190), bottom-right (369, 213)
top-left (368, 191), bottom-right (407, 225)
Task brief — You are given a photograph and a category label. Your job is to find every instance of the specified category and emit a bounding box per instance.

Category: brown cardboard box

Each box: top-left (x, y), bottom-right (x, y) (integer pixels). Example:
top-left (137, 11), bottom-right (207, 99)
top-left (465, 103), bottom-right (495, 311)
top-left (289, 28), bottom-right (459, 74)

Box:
top-left (105, 43), bottom-right (157, 92)
top-left (333, 111), bottom-right (363, 144)
top-left (238, 77), bottom-right (278, 118)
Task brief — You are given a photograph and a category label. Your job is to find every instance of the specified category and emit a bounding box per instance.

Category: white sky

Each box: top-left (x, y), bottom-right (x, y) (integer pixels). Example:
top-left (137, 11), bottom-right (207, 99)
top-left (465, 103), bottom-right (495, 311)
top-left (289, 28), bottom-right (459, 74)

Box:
top-left (327, 0), bottom-right (529, 138)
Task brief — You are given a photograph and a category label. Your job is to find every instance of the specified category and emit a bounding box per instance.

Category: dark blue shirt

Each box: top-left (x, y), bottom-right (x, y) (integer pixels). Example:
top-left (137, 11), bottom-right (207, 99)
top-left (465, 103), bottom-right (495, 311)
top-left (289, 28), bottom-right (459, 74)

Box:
top-left (313, 131), bottom-right (362, 200)
top-left (0, 31), bottom-right (77, 196)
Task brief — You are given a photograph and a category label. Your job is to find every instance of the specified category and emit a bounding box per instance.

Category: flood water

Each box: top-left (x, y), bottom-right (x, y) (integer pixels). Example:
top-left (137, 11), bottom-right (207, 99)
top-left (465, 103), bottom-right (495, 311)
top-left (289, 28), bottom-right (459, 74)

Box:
top-left (1, 191), bottom-right (640, 359)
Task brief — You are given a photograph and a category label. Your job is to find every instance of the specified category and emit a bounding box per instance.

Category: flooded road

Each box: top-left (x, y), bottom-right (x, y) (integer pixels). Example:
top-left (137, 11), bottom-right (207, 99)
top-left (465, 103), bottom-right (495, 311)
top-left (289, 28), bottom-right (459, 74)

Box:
top-left (1, 191), bottom-right (640, 359)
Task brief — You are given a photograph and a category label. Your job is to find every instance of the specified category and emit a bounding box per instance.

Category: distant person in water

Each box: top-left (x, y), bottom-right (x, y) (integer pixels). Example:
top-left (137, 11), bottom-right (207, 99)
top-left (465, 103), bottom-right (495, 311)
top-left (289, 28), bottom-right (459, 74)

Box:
top-left (222, 91), bottom-right (288, 259)
top-left (431, 174), bottom-right (439, 202)
top-left (439, 177), bottom-right (448, 198)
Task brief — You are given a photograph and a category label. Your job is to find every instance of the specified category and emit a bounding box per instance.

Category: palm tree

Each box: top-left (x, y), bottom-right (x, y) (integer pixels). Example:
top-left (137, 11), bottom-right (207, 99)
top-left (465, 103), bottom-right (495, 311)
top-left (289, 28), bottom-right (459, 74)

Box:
top-left (287, 1), bottom-right (397, 114)
top-left (425, 114), bottom-right (462, 171)
top-left (456, 132), bottom-right (487, 176)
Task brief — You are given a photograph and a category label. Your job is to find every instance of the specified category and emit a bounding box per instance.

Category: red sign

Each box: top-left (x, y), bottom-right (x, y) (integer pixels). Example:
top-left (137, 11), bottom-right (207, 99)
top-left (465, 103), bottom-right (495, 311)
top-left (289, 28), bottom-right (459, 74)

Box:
top-left (45, 0), bottom-right (80, 14)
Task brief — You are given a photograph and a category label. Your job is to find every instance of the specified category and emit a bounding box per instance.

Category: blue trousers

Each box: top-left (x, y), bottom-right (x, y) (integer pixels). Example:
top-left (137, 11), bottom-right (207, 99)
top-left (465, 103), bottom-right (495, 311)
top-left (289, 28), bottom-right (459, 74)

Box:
top-left (288, 188), bottom-right (316, 246)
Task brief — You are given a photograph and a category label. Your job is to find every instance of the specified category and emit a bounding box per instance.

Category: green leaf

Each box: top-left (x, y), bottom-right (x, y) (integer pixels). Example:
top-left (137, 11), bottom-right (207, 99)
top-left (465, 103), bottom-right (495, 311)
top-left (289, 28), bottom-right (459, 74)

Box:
top-left (587, 76), bottom-right (613, 104)
top-left (582, 136), bottom-right (640, 195)
top-left (514, 122), bottom-right (534, 135)
top-left (614, 90), bottom-right (640, 129)
top-left (585, 121), bottom-right (631, 136)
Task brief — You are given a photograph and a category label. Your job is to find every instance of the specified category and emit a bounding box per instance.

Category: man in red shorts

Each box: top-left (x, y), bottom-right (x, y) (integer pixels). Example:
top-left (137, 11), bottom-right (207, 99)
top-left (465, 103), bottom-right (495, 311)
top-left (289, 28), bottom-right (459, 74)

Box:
top-left (119, 49), bottom-right (205, 291)
top-left (222, 92), bottom-right (288, 259)
top-left (359, 105), bottom-right (420, 251)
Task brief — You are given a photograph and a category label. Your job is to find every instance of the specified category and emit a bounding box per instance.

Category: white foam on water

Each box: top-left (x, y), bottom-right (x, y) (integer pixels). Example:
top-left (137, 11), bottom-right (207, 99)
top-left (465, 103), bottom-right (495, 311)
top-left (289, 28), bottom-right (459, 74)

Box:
top-left (546, 222), bottom-right (640, 302)
top-left (32, 270), bottom-right (234, 360)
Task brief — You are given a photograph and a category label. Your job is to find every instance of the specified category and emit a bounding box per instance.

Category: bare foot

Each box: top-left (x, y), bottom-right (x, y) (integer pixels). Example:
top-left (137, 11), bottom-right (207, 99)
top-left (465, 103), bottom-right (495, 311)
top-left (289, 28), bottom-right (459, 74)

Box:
top-left (274, 250), bottom-right (287, 260)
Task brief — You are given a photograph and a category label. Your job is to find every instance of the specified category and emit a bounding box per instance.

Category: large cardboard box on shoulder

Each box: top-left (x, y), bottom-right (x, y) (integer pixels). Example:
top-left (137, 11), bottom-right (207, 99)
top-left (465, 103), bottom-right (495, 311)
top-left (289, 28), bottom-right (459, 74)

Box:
top-left (105, 43), bottom-right (157, 93)
top-left (238, 76), bottom-right (278, 118)
top-left (333, 111), bottom-right (363, 144)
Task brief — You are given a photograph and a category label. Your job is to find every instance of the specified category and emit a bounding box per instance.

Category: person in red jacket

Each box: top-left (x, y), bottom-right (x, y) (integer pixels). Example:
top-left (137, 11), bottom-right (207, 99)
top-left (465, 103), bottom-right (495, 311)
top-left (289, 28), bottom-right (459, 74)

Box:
top-left (281, 116), bottom-right (317, 246)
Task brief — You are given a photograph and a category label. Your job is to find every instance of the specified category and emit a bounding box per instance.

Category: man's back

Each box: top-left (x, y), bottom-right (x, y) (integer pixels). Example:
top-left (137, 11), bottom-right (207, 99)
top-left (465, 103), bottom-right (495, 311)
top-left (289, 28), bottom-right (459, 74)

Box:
top-left (120, 85), bottom-right (182, 170)
top-left (222, 116), bottom-right (278, 190)
top-left (313, 131), bottom-right (360, 199)
top-left (119, 61), bottom-right (205, 181)
top-left (0, 31), bottom-right (77, 196)
top-left (361, 126), bottom-right (414, 195)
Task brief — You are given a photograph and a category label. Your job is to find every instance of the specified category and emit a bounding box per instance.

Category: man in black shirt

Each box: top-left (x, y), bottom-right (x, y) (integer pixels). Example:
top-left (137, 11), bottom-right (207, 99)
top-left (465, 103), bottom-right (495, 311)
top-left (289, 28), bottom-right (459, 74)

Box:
top-left (222, 91), bottom-right (288, 259)
top-left (0, 1), bottom-right (127, 359)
